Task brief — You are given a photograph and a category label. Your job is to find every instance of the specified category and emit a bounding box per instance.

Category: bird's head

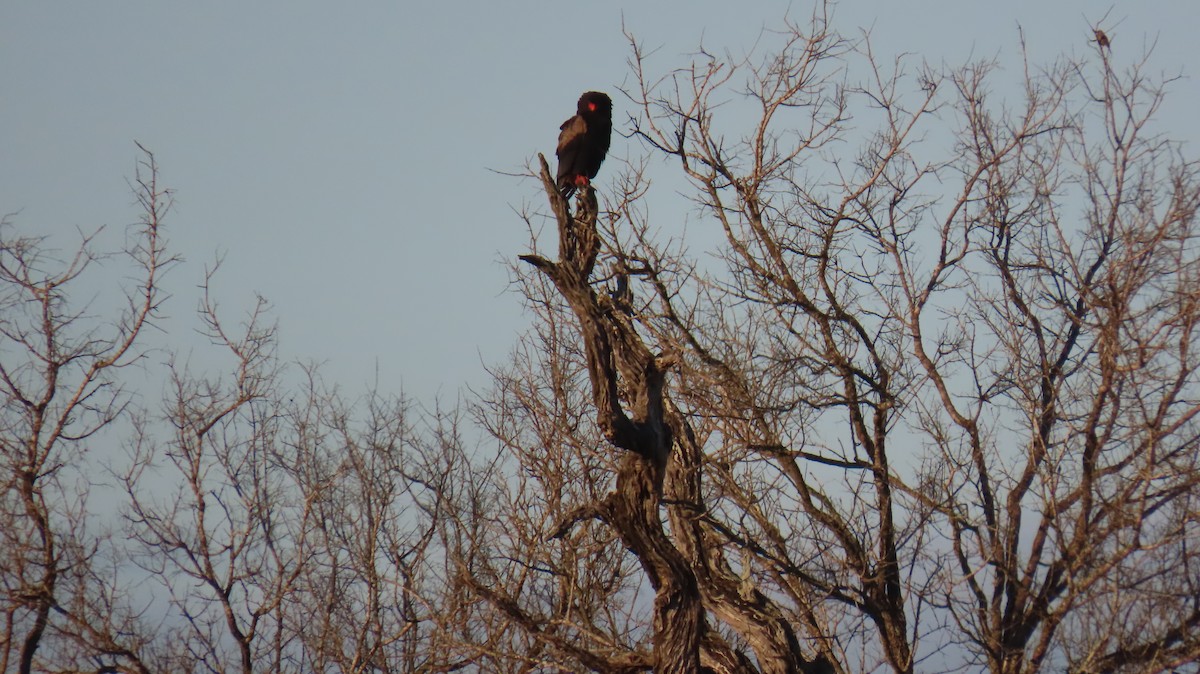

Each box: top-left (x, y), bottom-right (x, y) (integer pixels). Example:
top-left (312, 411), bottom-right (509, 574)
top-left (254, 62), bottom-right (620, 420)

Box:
top-left (578, 91), bottom-right (612, 117)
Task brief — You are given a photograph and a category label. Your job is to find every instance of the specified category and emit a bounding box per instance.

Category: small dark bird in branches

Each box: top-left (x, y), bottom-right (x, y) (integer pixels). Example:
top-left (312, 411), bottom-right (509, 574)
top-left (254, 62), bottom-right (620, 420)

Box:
top-left (556, 91), bottom-right (612, 199)
top-left (1094, 29), bottom-right (1111, 48)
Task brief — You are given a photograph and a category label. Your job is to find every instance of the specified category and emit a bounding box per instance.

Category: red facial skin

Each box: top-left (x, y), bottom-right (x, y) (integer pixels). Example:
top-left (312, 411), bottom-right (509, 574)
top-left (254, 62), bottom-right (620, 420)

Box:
top-left (588, 102), bottom-right (597, 112)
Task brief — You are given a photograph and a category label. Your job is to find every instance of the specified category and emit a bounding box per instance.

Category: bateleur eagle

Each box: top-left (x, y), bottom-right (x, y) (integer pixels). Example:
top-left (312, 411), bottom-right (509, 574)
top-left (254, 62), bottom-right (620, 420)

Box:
top-left (556, 91), bottom-right (612, 199)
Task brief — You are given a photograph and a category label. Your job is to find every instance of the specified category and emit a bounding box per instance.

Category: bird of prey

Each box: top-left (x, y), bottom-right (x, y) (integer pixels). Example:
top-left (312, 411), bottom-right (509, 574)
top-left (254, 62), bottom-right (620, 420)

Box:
top-left (1094, 29), bottom-right (1111, 48)
top-left (556, 91), bottom-right (613, 199)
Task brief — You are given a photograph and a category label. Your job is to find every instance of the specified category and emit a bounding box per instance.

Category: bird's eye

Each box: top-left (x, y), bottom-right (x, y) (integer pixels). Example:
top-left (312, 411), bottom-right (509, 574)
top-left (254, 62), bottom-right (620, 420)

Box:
top-left (588, 102), bottom-right (597, 112)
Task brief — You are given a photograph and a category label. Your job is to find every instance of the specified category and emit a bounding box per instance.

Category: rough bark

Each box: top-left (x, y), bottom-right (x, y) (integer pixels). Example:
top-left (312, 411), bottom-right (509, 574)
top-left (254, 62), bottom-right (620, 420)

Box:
top-left (520, 155), bottom-right (703, 674)
top-left (520, 155), bottom-right (834, 674)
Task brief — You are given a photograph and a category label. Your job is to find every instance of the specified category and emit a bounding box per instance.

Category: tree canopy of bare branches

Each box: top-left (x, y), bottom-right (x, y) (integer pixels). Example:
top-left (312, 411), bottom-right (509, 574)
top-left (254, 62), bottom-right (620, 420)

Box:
top-left (0, 149), bottom-right (469, 674)
top-left (3, 10), bottom-right (1199, 674)
top-left (0, 146), bottom-right (174, 674)
top-left (465, 10), bottom-right (1200, 674)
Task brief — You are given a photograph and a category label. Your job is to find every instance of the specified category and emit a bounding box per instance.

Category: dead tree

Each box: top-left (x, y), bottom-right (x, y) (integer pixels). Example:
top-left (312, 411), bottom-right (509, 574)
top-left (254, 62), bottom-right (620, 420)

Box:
top-left (0, 145), bottom-right (173, 674)
top-left (517, 159), bottom-right (703, 674)
top-left (511, 156), bottom-right (834, 674)
top-left (470, 9), bottom-right (1200, 674)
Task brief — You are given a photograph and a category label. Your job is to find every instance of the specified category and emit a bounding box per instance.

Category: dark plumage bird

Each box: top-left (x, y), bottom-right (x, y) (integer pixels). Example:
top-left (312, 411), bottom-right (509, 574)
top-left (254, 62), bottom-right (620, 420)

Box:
top-left (1094, 29), bottom-right (1111, 49)
top-left (556, 91), bottom-right (613, 199)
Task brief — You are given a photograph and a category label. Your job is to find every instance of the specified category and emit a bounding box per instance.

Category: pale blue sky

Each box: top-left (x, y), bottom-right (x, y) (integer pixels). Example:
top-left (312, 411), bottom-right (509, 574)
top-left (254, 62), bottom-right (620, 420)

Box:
top-left (2, 1), bottom-right (1197, 401)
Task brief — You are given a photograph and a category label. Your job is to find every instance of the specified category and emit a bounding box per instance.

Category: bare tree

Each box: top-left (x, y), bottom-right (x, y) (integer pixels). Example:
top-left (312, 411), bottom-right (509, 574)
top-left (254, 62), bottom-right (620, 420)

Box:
top-left (6, 11), bottom-right (1198, 674)
top-left (0, 147), bottom-right (468, 673)
top-left (465, 8), bottom-right (1200, 674)
top-left (0, 145), bottom-right (174, 674)
top-left (121, 278), bottom-right (468, 674)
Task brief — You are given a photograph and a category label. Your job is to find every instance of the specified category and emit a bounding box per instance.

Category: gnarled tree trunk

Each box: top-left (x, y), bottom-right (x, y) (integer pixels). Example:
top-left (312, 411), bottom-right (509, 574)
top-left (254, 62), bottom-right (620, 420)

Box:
top-left (519, 156), bottom-right (833, 674)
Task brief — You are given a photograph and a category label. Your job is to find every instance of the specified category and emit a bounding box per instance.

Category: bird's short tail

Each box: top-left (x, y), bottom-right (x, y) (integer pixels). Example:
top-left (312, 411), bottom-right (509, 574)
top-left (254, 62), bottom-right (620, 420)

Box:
top-left (559, 174), bottom-right (589, 200)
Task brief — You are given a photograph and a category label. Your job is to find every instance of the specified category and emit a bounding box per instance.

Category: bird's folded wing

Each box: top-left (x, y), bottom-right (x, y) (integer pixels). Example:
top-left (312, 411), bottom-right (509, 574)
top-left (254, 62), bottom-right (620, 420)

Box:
top-left (557, 115), bottom-right (588, 153)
